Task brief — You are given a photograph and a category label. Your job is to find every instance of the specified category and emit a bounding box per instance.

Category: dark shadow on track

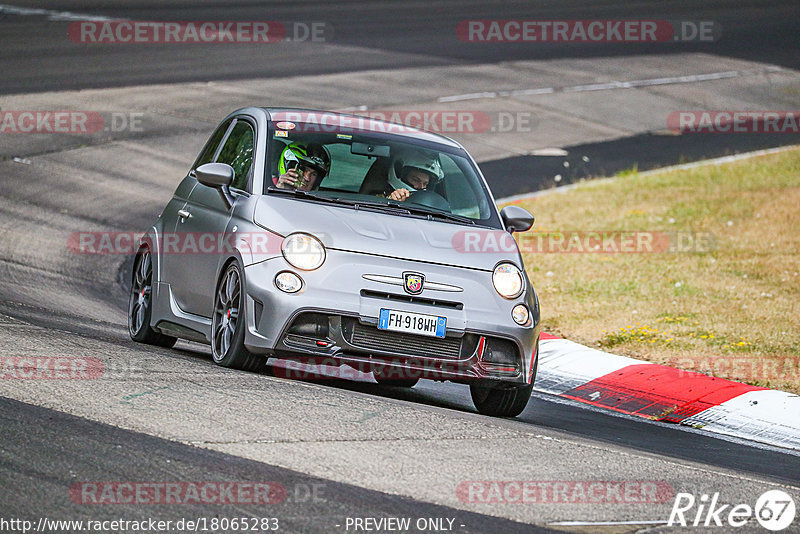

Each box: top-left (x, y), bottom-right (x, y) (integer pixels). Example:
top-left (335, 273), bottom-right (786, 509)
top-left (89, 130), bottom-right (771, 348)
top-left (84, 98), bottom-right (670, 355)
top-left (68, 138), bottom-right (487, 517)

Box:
top-left (481, 132), bottom-right (800, 199)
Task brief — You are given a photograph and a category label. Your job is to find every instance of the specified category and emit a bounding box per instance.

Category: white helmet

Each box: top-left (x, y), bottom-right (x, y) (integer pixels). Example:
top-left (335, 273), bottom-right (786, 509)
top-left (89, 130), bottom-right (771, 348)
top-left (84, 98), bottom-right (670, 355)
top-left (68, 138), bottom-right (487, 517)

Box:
top-left (388, 150), bottom-right (444, 192)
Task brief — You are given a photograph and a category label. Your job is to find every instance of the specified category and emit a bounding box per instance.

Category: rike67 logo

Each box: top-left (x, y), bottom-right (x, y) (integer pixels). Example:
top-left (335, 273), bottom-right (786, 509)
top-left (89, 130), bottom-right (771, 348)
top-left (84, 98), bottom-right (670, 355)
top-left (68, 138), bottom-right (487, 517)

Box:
top-left (669, 490), bottom-right (796, 531)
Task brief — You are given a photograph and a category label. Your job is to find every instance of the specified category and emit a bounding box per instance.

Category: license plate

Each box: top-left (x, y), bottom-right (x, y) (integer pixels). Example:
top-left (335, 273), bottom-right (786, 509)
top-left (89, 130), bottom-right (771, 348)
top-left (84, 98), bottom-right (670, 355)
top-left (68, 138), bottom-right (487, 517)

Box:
top-left (378, 309), bottom-right (447, 338)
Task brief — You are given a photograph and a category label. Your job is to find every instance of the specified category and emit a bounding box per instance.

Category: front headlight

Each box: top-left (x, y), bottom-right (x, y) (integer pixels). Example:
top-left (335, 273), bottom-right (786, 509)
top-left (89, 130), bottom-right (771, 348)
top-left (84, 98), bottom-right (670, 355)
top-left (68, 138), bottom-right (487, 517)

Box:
top-left (492, 263), bottom-right (524, 299)
top-left (281, 233), bottom-right (325, 271)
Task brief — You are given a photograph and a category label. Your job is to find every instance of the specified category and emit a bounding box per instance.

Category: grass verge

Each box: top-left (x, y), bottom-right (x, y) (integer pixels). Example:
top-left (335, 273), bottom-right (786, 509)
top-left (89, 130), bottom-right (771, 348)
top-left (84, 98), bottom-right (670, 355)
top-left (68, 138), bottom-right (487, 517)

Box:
top-left (506, 147), bottom-right (800, 394)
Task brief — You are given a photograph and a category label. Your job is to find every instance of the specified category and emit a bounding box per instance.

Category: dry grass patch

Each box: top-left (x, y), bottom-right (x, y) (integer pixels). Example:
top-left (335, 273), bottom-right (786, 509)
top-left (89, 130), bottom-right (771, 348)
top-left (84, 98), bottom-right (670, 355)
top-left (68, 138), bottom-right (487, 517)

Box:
top-left (506, 148), bottom-right (800, 393)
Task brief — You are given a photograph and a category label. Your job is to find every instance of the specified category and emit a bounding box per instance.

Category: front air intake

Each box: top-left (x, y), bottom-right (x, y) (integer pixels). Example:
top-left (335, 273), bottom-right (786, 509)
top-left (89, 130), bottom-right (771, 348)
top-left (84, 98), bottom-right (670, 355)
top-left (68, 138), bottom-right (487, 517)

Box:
top-left (481, 337), bottom-right (519, 366)
top-left (287, 312), bottom-right (330, 337)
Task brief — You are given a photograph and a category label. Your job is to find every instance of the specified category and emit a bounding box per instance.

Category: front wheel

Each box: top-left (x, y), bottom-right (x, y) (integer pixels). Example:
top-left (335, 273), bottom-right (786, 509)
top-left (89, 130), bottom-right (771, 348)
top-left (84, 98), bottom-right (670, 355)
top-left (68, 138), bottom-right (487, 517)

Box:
top-left (211, 262), bottom-right (265, 372)
top-left (470, 382), bottom-right (533, 417)
top-left (128, 248), bottom-right (177, 348)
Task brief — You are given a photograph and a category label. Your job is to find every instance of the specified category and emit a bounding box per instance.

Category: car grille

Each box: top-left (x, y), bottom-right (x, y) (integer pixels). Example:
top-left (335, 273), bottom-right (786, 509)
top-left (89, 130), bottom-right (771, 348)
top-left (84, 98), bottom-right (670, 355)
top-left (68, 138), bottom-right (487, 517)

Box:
top-left (348, 321), bottom-right (463, 359)
top-left (360, 289), bottom-right (463, 310)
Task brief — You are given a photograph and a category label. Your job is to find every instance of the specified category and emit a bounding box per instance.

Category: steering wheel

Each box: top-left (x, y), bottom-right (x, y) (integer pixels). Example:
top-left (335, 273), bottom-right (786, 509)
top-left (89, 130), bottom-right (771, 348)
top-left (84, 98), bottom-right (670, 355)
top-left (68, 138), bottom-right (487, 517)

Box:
top-left (407, 190), bottom-right (451, 212)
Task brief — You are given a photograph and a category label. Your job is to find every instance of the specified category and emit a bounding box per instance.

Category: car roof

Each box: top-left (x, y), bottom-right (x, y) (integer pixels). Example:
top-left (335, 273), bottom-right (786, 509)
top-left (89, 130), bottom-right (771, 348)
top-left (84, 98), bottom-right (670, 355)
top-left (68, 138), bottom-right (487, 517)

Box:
top-left (256, 107), bottom-right (463, 149)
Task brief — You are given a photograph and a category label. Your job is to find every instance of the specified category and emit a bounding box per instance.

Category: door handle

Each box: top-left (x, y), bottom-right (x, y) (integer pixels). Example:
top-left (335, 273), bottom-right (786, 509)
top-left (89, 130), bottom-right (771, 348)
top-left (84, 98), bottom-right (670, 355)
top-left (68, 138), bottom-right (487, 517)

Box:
top-left (177, 209), bottom-right (191, 219)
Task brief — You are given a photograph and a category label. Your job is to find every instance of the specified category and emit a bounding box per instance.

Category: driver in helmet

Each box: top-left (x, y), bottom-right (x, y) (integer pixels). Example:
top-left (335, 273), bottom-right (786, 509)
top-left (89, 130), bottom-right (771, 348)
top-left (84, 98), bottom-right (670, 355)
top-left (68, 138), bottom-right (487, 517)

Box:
top-left (386, 151), bottom-right (444, 202)
top-left (274, 142), bottom-right (330, 191)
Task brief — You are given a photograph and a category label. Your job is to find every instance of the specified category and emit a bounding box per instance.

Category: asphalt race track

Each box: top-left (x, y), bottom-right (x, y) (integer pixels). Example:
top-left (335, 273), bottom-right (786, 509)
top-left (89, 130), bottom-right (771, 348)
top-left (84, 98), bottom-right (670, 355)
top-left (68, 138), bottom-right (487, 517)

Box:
top-left (2, 0), bottom-right (799, 93)
top-left (1, 1), bottom-right (799, 532)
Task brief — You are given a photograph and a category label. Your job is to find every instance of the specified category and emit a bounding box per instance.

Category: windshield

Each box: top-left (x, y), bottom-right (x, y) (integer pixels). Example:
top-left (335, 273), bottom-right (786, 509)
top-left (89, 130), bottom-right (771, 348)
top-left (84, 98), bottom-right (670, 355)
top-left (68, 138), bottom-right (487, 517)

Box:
top-left (265, 120), bottom-right (502, 228)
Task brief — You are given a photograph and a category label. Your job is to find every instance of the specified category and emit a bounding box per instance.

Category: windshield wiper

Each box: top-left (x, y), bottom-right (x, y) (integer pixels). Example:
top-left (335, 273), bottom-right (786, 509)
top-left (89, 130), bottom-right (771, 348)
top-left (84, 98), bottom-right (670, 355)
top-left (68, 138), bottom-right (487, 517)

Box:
top-left (345, 199), bottom-right (413, 215)
top-left (337, 198), bottom-right (477, 225)
top-left (266, 187), bottom-right (357, 206)
top-left (353, 199), bottom-right (478, 225)
top-left (399, 204), bottom-right (477, 225)
top-left (266, 189), bottom-right (410, 215)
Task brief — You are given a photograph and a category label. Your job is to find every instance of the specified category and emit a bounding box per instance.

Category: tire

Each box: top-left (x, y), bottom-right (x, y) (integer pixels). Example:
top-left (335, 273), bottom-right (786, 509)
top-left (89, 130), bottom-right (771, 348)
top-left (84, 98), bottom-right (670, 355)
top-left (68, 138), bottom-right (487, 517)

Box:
top-left (470, 382), bottom-right (533, 417)
top-left (471, 339), bottom-right (539, 417)
top-left (211, 262), bottom-right (265, 372)
top-left (372, 365), bottom-right (419, 388)
top-left (129, 248), bottom-right (177, 348)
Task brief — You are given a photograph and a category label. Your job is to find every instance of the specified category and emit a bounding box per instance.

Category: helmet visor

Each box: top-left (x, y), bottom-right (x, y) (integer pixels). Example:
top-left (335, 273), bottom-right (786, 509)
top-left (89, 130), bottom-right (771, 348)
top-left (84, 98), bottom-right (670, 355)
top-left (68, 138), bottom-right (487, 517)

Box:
top-left (401, 167), bottom-right (434, 190)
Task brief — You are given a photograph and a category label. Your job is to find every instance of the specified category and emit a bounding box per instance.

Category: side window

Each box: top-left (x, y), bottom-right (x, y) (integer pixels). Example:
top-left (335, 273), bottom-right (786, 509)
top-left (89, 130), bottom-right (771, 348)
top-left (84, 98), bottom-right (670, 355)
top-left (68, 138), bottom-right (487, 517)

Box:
top-left (193, 118), bottom-right (233, 168)
top-left (216, 120), bottom-right (255, 191)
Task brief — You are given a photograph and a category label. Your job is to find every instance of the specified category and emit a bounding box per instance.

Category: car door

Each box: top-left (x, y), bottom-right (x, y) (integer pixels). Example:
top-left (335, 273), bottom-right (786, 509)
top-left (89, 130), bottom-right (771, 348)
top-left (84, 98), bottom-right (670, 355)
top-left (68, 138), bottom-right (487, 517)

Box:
top-left (170, 117), bottom-right (256, 317)
top-left (160, 118), bottom-right (232, 306)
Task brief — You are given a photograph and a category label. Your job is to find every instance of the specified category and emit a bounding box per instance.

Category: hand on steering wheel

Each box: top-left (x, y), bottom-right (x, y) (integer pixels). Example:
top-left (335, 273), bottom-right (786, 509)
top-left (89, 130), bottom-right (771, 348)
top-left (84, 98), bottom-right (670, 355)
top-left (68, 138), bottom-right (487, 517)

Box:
top-left (389, 188), bottom-right (411, 201)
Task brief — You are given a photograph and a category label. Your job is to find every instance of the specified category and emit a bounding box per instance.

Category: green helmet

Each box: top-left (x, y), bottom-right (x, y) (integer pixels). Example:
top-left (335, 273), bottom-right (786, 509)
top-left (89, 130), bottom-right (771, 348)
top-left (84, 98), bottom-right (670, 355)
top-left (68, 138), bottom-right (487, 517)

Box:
top-left (279, 142), bottom-right (330, 179)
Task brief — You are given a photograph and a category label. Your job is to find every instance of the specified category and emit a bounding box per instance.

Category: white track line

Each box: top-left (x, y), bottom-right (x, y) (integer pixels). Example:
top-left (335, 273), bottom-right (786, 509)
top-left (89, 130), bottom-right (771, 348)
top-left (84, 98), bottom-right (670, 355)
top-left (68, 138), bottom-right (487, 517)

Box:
top-left (0, 4), bottom-right (120, 22)
top-left (550, 520), bottom-right (668, 526)
top-left (439, 66), bottom-right (783, 103)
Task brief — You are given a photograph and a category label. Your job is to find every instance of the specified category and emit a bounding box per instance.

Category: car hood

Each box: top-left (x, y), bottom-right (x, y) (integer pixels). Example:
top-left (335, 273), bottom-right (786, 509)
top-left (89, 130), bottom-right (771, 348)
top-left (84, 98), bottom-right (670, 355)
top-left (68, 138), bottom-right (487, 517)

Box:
top-left (254, 196), bottom-right (519, 271)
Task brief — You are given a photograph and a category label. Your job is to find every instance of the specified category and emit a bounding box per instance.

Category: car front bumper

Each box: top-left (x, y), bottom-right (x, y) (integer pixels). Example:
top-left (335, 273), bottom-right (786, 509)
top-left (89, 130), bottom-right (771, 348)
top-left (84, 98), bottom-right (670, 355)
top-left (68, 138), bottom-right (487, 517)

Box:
top-left (242, 249), bottom-right (540, 385)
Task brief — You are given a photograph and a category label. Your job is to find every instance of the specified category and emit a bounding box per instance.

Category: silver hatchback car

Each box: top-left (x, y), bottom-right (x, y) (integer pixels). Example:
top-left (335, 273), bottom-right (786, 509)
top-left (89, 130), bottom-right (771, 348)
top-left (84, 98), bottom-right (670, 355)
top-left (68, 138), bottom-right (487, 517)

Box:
top-left (129, 108), bottom-right (541, 417)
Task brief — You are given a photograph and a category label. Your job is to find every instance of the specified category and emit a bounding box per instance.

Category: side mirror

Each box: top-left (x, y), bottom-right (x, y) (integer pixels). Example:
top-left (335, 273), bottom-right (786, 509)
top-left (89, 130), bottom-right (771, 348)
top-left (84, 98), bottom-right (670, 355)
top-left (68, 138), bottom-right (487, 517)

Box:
top-left (196, 162), bottom-right (234, 188)
top-left (195, 162), bottom-right (235, 208)
top-left (500, 205), bottom-right (534, 233)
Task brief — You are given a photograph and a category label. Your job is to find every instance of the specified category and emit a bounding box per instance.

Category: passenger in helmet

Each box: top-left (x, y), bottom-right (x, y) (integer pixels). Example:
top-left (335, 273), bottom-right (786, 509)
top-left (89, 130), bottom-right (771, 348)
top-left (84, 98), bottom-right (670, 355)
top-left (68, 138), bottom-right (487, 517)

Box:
top-left (274, 142), bottom-right (331, 191)
top-left (386, 150), bottom-right (444, 202)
